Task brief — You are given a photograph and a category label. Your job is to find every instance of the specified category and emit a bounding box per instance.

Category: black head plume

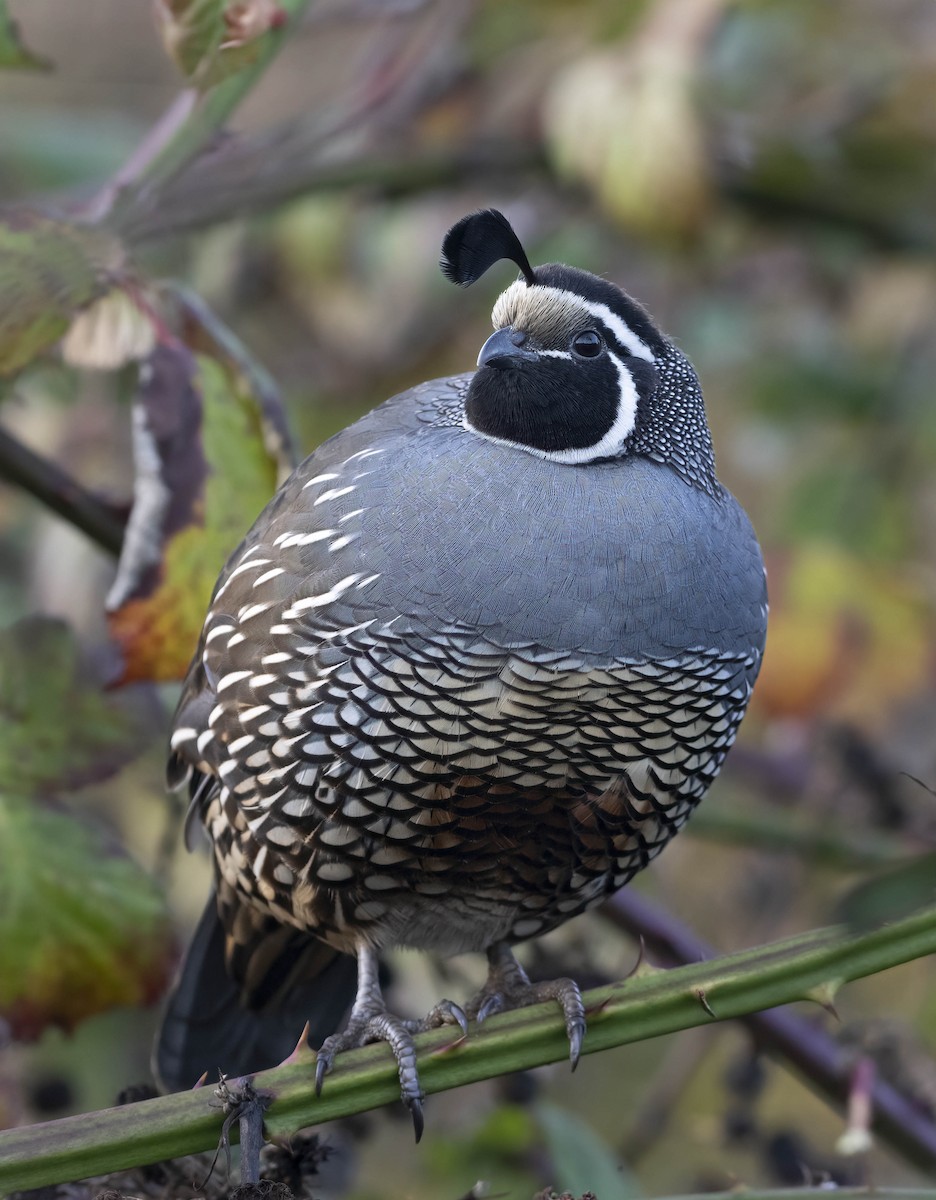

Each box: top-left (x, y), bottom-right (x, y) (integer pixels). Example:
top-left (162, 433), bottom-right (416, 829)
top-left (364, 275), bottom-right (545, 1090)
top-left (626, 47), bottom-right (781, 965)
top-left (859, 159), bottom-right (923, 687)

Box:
top-left (440, 209), bottom-right (537, 288)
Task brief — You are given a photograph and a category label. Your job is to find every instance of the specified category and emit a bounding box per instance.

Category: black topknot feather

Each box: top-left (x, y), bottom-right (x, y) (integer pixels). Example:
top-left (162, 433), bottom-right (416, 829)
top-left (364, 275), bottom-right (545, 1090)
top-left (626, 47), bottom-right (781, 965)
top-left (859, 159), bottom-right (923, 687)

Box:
top-left (439, 209), bottom-right (537, 288)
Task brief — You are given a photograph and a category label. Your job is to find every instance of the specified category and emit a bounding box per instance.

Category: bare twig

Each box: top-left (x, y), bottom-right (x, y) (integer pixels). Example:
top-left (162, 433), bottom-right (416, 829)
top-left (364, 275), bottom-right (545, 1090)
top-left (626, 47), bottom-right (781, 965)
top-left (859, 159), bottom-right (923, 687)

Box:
top-left (686, 800), bottom-right (911, 869)
top-left (79, 91), bottom-right (199, 226)
top-left (601, 889), bottom-right (936, 1171)
top-left (0, 423), bottom-right (125, 556)
top-left (117, 139), bottom-right (545, 243)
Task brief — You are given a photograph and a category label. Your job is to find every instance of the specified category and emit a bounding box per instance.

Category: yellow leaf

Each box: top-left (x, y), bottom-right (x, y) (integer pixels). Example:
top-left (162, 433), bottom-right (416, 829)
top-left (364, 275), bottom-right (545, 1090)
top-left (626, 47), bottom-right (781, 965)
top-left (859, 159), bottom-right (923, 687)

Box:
top-left (754, 544), bottom-right (933, 725)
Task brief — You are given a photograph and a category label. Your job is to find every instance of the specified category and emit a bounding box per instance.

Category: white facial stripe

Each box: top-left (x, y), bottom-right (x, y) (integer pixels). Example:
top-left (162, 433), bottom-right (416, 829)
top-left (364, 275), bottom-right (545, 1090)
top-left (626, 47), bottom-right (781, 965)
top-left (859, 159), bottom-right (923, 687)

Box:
top-left (491, 280), bottom-right (656, 362)
top-left (463, 350), bottom-right (638, 465)
top-left (581, 297), bottom-right (655, 362)
top-left (539, 349), bottom-right (573, 360)
top-left (541, 352), bottom-right (638, 464)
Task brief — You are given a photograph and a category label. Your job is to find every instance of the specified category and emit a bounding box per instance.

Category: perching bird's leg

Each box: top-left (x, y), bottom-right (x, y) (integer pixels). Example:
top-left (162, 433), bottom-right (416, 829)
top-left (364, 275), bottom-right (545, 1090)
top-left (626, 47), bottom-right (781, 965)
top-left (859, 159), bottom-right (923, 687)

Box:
top-left (314, 944), bottom-right (464, 1141)
top-left (466, 941), bottom-right (587, 1069)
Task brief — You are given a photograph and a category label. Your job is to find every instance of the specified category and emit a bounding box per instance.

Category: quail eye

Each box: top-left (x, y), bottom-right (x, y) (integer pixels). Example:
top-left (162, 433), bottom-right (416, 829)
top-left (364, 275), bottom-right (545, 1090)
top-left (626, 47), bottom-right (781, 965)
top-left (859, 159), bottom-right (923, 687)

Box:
top-left (571, 330), bottom-right (603, 358)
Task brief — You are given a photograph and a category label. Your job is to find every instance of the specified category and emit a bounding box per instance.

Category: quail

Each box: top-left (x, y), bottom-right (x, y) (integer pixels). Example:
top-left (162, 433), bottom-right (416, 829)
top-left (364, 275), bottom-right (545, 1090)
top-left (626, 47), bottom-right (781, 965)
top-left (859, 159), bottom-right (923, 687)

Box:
top-left (156, 210), bottom-right (767, 1137)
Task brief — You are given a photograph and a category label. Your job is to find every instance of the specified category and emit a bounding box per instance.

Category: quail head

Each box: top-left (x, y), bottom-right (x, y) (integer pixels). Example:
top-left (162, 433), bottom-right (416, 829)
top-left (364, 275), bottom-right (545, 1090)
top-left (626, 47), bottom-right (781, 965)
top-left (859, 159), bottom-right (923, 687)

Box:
top-left (157, 209), bottom-right (767, 1138)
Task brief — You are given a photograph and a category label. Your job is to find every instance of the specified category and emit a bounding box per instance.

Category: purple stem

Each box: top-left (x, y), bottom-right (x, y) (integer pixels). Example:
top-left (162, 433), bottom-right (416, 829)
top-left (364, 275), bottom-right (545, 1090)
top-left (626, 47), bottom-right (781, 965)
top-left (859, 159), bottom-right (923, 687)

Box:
top-left (601, 889), bottom-right (936, 1170)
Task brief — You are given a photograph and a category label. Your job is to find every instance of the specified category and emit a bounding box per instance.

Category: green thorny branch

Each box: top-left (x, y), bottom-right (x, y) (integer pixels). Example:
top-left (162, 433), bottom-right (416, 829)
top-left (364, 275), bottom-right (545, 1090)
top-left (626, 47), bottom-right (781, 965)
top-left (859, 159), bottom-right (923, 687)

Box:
top-left (2, 902), bottom-right (936, 1192)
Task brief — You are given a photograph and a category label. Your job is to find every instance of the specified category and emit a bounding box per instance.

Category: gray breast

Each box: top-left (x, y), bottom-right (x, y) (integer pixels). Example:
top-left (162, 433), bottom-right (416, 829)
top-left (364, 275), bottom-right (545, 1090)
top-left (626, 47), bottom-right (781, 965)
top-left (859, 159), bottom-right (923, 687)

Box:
top-left (359, 421), bottom-right (766, 664)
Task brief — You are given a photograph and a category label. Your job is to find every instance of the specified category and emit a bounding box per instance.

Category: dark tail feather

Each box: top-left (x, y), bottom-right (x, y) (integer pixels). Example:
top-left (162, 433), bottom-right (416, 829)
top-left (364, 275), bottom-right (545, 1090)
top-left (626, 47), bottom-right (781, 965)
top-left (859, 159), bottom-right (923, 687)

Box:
top-left (154, 894), bottom-right (358, 1092)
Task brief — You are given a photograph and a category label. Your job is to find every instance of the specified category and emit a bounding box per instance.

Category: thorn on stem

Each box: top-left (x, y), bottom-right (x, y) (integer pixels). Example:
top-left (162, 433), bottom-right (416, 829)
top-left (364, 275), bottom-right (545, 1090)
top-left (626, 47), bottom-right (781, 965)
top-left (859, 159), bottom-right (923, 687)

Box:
top-left (584, 993), bottom-right (613, 1017)
top-left (625, 936), bottom-right (647, 979)
top-left (696, 988), bottom-right (717, 1019)
top-left (430, 1031), bottom-right (470, 1056)
top-left (279, 1020), bottom-right (313, 1067)
top-left (807, 980), bottom-right (842, 1021)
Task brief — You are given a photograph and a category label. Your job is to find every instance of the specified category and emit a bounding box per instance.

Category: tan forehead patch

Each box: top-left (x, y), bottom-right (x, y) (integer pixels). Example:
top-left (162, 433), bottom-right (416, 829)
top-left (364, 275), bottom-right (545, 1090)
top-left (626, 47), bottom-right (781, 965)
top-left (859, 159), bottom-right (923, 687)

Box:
top-left (491, 280), bottom-right (591, 344)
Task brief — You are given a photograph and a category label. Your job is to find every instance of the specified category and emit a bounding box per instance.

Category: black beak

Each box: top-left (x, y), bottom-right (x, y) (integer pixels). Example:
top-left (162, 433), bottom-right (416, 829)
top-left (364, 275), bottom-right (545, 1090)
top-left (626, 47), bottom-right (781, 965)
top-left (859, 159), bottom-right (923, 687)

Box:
top-left (477, 327), bottom-right (538, 370)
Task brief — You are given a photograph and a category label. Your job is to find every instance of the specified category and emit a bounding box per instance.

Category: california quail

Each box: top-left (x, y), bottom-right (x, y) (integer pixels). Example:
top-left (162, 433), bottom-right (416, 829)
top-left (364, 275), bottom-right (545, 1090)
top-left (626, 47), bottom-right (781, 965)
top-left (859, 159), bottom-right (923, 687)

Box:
top-left (156, 210), bottom-right (767, 1137)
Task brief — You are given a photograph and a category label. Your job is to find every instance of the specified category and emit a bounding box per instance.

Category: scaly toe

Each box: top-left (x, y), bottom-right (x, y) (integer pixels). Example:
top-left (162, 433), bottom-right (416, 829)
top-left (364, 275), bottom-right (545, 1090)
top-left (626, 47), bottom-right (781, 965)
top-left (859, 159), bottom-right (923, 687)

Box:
top-left (466, 957), bottom-right (587, 1066)
top-left (360, 1012), bottom-right (424, 1135)
top-left (315, 1011), bottom-right (427, 1138)
top-left (403, 998), bottom-right (469, 1037)
top-left (313, 1010), bottom-right (387, 1095)
top-left (430, 998), bottom-right (469, 1037)
top-left (527, 976), bottom-right (587, 1068)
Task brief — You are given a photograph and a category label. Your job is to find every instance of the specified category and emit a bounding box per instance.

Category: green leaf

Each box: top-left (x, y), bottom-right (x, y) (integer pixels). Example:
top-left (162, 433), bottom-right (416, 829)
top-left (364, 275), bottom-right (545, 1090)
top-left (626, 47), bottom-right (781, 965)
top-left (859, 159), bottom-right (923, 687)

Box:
top-left (156, 0), bottom-right (225, 79)
top-left (0, 616), bottom-right (171, 1040)
top-left (107, 322), bottom-right (293, 682)
top-left (0, 618), bottom-right (149, 795)
top-left (0, 211), bottom-right (123, 376)
top-left (536, 1102), bottom-right (641, 1200)
top-left (0, 1), bottom-right (50, 70)
top-left (0, 799), bottom-right (173, 1039)
top-left (837, 853), bottom-right (936, 931)
top-left (155, 0), bottom-right (287, 89)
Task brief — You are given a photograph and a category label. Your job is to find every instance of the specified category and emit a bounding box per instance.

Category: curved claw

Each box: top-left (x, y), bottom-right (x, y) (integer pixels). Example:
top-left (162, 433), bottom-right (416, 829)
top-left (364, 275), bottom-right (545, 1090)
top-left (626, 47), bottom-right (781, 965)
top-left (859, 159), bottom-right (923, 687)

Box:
top-left (314, 1051), bottom-right (329, 1096)
top-left (438, 999), bottom-right (469, 1037)
top-left (407, 1094), bottom-right (425, 1143)
top-left (568, 1019), bottom-right (585, 1071)
top-left (475, 993), bottom-right (504, 1025)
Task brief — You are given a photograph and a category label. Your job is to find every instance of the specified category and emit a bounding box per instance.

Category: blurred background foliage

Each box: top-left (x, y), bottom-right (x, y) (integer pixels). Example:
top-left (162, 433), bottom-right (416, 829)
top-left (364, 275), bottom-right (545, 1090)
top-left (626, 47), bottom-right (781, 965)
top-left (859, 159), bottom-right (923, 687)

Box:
top-left (1, 0), bottom-right (936, 1196)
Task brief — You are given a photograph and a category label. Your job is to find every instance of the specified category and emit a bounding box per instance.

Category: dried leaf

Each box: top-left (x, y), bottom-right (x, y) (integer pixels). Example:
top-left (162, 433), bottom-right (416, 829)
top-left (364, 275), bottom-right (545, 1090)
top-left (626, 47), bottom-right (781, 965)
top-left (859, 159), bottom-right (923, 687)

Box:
top-left (198, 1), bottom-right (287, 88)
top-left (107, 334), bottom-right (292, 683)
top-left (223, 0), bottom-right (286, 46)
top-left (0, 618), bottom-right (149, 795)
top-left (173, 282), bottom-right (294, 479)
top-left (154, 0), bottom-right (286, 88)
top-left (154, 0), bottom-right (225, 80)
top-left (60, 287), bottom-right (158, 371)
top-left (0, 211), bottom-right (123, 376)
top-left (0, 800), bottom-right (173, 1039)
top-left (0, 1), bottom-right (50, 70)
